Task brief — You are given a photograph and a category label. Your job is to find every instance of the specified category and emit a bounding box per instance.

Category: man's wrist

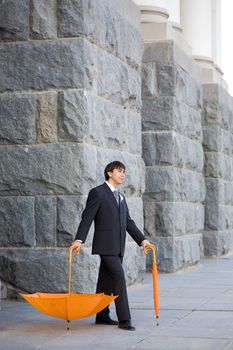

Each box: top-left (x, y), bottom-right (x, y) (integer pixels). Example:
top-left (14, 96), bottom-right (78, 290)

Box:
top-left (75, 239), bottom-right (82, 243)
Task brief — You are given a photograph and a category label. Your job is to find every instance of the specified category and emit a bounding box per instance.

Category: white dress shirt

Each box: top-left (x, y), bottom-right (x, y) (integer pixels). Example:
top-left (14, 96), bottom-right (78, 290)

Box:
top-left (105, 181), bottom-right (123, 201)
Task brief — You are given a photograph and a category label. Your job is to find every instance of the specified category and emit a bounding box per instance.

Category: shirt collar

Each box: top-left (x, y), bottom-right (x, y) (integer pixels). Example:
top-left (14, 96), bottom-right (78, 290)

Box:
top-left (105, 181), bottom-right (117, 192)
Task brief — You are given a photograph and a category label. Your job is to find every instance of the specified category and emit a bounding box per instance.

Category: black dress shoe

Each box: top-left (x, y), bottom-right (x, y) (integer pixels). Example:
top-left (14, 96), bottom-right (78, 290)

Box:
top-left (95, 317), bottom-right (118, 325)
top-left (118, 320), bottom-right (136, 331)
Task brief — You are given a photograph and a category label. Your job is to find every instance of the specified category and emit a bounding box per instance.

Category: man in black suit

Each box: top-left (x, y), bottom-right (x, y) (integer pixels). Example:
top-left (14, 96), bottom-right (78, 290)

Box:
top-left (70, 161), bottom-right (150, 331)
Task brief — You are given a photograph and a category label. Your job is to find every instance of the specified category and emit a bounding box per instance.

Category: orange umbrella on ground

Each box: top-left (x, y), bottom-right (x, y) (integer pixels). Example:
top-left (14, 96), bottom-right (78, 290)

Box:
top-left (21, 249), bottom-right (117, 330)
top-left (144, 244), bottom-right (160, 326)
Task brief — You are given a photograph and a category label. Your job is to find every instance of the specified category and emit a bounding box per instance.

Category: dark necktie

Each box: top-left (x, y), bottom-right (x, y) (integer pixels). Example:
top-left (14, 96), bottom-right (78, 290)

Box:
top-left (113, 189), bottom-right (120, 206)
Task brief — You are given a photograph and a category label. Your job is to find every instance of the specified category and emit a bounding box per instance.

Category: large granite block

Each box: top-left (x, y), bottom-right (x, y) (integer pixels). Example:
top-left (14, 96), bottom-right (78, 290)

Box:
top-left (143, 41), bottom-right (174, 64)
top-left (147, 132), bottom-right (173, 166)
top-left (202, 100), bottom-right (221, 127)
top-left (123, 242), bottom-right (145, 285)
top-left (0, 0), bottom-right (28, 41)
top-left (104, 0), bottom-right (141, 30)
top-left (0, 249), bottom-right (76, 293)
top-left (194, 204), bottom-right (205, 234)
top-left (58, 90), bottom-right (89, 142)
top-left (204, 178), bottom-right (224, 205)
top-left (57, 0), bottom-right (143, 67)
top-left (94, 45), bottom-right (141, 110)
top-left (35, 196), bottom-right (56, 247)
top-left (142, 62), bottom-right (157, 98)
top-left (0, 93), bottom-right (36, 145)
top-left (173, 234), bottom-right (203, 270)
top-left (144, 201), bottom-right (177, 238)
top-left (0, 144), bottom-right (97, 195)
top-left (202, 126), bottom-right (222, 152)
top-left (223, 180), bottom-right (233, 205)
top-left (156, 64), bottom-right (175, 96)
top-left (73, 247), bottom-right (99, 293)
top-left (142, 132), bottom-right (158, 166)
top-left (173, 134), bottom-right (203, 172)
top-left (221, 154), bottom-right (233, 181)
top-left (222, 130), bottom-right (233, 156)
top-left (0, 197), bottom-right (34, 247)
top-left (29, 0), bottom-right (57, 39)
top-left (178, 169), bottom-right (205, 202)
top-left (37, 92), bottom-right (58, 143)
top-left (173, 43), bottom-right (201, 82)
top-left (142, 97), bottom-right (174, 131)
top-left (0, 39), bottom-right (86, 91)
top-left (57, 0), bottom-right (83, 37)
top-left (143, 197), bottom-right (156, 239)
top-left (143, 131), bottom-right (203, 171)
top-left (145, 167), bottom-right (176, 201)
top-left (155, 234), bottom-right (203, 272)
top-left (143, 97), bottom-right (202, 141)
top-left (143, 41), bottom-right (202, 108)
top-left (126, 197), bottom-right (144, 242)
top-left (205, 153), bottom-right (233, 180)
top-left (90, 97), bottom-right (131, 151)
top-left (58, 90), bottom-right (141, 153)
top-left (127, 110), bottom-right (142, 154)
top-left (144, 200), bottom-right (204, 239)
top-left (205, 205), bottom-right (225, 231)
top-left (203, 85), bottom-right (233, 129)
top-left (0, 91), bottom-right (57, 145)
top-left (204, 152), bottom-right (220, 178)
top-left (174, 100), bottom-right (203, 141)
top-left (57, 195), bottom-right (90, 247)
top-left (203, 230), bottom-right (233, 256)
top-left (146, 167), bottom-right (205, 202)
top-left (174, 64), bottom-right (202, 109)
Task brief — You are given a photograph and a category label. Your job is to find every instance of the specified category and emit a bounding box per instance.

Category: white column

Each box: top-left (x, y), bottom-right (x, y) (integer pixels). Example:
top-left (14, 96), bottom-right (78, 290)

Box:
top-left (167, 0), bottom-right (180, 24)
top-left (180, 0), bottom-right (225, 87)
top-left (212, 0), bottom-right (222, 68)
top-left (133, 0), bottom-right (169, 23)
top-left (181, 0), bottom-right (212, 58)
top-left (133, 0), bottom-right (191, 53)
top-left (221, 0), bottom-right (233, 95)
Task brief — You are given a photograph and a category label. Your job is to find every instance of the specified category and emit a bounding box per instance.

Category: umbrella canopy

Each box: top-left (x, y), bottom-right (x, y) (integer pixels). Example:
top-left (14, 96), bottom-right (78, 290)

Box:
top-left (144, 244), bottom-right (160, 326)
top-left (21, 292), bottom-right (116, 321)
top-left (21, 249), bottom-right (117, 329)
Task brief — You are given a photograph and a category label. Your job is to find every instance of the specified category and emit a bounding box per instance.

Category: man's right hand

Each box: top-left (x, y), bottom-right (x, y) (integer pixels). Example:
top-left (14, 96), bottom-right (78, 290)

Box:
top-left (69, 240), bottom-right (82, 255)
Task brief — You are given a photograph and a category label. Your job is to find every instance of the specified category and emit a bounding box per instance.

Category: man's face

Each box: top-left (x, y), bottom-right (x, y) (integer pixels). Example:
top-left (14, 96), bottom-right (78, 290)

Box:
top-left (107, 167), bottom-right (126, 186)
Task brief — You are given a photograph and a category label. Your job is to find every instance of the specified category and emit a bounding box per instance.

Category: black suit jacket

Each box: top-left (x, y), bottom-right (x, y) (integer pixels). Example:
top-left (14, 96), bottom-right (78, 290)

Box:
top-left (75, 183), bottom-right (145, 257)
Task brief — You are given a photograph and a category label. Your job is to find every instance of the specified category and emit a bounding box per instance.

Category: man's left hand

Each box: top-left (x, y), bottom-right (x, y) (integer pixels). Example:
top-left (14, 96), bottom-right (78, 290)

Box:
top-left (141, 239), bottom-right (150, 249)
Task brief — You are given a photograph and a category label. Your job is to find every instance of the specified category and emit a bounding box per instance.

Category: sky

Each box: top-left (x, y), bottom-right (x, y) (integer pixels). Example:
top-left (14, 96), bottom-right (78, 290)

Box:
top-left (221, 0), bottom-right (233, 96)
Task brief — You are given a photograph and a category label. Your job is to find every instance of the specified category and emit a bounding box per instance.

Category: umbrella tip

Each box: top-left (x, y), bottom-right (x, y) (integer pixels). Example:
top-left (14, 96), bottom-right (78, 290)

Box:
top-left (156, 317), bottom-right (159, 326)
top-left (67, 320), bottom-right (70, 330)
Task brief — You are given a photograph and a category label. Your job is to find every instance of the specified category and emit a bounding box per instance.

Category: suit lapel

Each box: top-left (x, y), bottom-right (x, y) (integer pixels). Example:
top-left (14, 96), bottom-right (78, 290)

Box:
top-left (103, 182), bottom-right (119, 210)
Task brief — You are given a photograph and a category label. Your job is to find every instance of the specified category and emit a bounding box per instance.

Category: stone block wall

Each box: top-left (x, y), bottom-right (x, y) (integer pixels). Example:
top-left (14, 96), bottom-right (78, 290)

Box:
top-left (142, 41), bottom-right (206, 272)
top-left (0, 0), bottom-right (145, 295)
top-left (203, 84), bottom-right (233, 256)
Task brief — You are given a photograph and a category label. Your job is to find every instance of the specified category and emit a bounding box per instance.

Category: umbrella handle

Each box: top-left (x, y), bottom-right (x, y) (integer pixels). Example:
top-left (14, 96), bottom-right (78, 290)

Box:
top-left (68, 248), bottom-right (79, 294)
top-left (143, 243), bottom-right (157, 263)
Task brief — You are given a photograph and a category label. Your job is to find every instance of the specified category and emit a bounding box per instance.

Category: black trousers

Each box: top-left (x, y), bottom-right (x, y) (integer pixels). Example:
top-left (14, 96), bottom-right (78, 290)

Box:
top-left (96, 255), bottom-right (131, 322)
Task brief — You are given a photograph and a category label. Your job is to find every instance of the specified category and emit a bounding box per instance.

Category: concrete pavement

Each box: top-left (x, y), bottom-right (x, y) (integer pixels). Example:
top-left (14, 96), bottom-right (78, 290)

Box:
top-left (1, 253), bottom-right (233, 350)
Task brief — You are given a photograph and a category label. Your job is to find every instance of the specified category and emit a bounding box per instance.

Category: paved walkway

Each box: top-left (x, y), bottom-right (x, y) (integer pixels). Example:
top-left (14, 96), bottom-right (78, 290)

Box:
top-left (1, 253), bottom-right (233, 350)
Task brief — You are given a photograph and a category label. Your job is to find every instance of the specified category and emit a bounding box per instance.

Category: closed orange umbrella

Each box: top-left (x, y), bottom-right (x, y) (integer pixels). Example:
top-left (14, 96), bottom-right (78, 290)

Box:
top-left (144, 244), bottom-right (160, 326)
top-left (21, 249), bottom-right (117, 330)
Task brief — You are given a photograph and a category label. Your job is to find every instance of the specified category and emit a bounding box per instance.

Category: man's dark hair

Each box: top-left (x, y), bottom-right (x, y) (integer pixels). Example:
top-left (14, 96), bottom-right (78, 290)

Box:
top-left (104, 161), bottom-right (126, 180)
